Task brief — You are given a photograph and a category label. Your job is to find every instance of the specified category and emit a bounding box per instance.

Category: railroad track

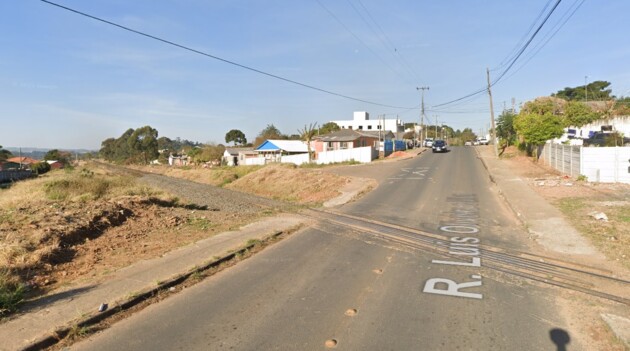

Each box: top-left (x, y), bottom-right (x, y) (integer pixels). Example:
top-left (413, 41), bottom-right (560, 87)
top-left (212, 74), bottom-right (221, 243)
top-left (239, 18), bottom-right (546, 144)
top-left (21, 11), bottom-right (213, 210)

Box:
top-left (303, 208), bottom-right (630, 306)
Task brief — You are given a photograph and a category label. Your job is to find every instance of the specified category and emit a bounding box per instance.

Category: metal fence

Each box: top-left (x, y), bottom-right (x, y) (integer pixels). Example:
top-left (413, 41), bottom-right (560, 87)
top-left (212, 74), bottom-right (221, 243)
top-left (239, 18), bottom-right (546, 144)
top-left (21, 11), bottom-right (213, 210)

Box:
top-left (540, 143), bottom-right (630, 183)
top-left (539, 143), bottom-right (581, 178)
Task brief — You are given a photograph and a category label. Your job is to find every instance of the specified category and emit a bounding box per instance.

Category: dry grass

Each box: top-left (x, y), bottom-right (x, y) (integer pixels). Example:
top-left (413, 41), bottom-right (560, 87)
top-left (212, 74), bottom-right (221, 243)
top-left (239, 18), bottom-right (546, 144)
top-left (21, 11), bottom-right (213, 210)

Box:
top-left (225, 164), bottom-right (347, 205)
top-left (132, 164), bottom-right (263, 187)
top-left (0, 166), bottom-right (170, 312)
top-left (556, 197), bottom-right (630, 269)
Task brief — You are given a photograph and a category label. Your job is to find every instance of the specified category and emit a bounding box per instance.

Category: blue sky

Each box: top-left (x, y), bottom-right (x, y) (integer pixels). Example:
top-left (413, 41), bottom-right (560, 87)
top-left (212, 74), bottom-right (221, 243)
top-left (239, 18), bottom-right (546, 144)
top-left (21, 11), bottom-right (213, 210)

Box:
top-left (1, 0), bottom-right (629, 150)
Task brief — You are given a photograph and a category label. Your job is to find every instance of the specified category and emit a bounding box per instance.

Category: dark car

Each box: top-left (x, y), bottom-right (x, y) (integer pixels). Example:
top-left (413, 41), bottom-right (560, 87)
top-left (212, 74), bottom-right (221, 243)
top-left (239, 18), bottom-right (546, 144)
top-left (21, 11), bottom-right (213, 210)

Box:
top-left (432, 140), bottom-right (448, 153)
top-left (583, 132), bottom-right (630, 147)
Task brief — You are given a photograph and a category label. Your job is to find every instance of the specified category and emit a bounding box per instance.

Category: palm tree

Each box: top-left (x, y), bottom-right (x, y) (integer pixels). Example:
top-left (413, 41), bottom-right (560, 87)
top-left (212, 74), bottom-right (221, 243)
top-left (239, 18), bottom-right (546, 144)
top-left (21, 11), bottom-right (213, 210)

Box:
top-left (298, 123), bottom-right (318, 163)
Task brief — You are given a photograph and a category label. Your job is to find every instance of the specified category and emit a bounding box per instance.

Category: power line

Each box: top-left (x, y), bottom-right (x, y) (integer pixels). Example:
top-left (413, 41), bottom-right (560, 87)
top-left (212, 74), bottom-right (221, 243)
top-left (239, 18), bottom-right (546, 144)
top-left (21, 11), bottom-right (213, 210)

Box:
top-left (40, 0), bottom-right (416, 109)
top-left (315, 0), bottom-right (412, 87)
top-left (349, 0), bottom-right (423, 83)
top-left (493, 0), bottom-right (555, 71)
top-left (432, 0), bottom-right (563, 108)
top-left (501, 0), bottom-right (586, 82)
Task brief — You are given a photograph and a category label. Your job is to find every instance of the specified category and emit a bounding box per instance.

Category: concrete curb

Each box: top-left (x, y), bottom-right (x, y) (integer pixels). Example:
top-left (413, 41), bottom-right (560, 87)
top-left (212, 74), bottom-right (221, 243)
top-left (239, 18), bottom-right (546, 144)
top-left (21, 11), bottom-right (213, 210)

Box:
top-left (21, 232), bottom-right (284, 351)
top-left (600, 313), bottom-right (630, 348)
top-left (2, 214), bottom-right (307, 351)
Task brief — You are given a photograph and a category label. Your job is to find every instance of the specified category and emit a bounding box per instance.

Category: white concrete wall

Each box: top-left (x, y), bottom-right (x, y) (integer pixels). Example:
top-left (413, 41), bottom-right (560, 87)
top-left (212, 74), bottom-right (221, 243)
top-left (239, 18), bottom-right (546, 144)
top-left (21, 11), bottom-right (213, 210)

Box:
top-left (316, 146), bottom-right (375, 164)
top-left (572, 115), bottom-right (630, 138)
top-left (280, 153), bottom-right (310, 165)
top-left (581, 146), bottom-right (630, 183)
top-left (242, 157), bottom-right (266, 166)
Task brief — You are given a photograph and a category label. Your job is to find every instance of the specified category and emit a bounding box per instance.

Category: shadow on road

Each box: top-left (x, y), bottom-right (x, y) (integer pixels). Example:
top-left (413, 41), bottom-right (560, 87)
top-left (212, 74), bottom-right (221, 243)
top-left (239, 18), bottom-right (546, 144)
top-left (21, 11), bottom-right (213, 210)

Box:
top-left (549, 328), bottom-right (571, 351)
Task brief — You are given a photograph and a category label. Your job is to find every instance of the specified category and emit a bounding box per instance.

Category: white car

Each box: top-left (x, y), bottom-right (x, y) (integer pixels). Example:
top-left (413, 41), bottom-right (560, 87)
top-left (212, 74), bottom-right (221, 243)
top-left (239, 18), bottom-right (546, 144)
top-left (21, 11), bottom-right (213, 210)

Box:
top-left (424, 138), bottom-right (434, 147)
top-left (465, 141), bottom-right (473, 146)
top-left (478, 138), bottom-right (489, 145)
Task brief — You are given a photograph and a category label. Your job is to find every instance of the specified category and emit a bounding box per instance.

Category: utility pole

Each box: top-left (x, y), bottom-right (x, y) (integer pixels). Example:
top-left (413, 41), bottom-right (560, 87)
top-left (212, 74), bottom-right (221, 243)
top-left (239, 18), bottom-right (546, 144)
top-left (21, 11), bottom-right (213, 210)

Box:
top-left (486, 68), bottom-right (498, 156)
top-left (584, 76), bottom-right (588, 103)
top-left (435, 115), bottom-right (438, 138)
top-left (417, 87), bottom-right (429, 145)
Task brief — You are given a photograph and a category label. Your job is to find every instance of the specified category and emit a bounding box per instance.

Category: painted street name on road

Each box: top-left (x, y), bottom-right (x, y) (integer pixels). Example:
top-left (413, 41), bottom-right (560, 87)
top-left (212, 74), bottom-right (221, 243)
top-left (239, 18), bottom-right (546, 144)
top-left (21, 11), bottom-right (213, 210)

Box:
top-left (423, 194), bottom-right (484, 300)
top-left (388, 167), bottom-right (430, 181)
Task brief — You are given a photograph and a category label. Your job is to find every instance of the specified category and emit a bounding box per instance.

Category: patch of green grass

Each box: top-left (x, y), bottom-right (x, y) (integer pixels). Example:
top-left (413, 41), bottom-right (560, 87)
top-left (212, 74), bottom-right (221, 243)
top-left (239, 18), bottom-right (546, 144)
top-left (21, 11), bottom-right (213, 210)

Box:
top-left (556, 198), bottom-right (587, 213)
top-left (246, 239), bottom-right (262, 247)
top-left (186, 216), bottom-right (213, 231)
top-left (67, 324), bottom-right (90, 340)
top-left (0, 271), bottom-right (25, 316)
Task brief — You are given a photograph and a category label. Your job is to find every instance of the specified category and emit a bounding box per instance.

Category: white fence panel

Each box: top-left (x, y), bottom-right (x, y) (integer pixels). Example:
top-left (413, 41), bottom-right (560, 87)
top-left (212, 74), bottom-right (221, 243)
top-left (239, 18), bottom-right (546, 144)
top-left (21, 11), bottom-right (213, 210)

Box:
top-left (281, 153), bottom-right (310, 165)
top-left (316, 146), bottom-right (375, 165)
top-left (581, 147), bottom-right (630, 183)
top-left (540, 143), bottom-right (581, 177)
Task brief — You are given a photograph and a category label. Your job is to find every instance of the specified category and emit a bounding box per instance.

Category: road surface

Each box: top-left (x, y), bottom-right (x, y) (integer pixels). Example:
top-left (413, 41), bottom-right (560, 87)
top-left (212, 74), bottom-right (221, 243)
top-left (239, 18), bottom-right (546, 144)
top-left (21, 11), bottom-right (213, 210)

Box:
top-left (72, 147), bottom-right (598, 350)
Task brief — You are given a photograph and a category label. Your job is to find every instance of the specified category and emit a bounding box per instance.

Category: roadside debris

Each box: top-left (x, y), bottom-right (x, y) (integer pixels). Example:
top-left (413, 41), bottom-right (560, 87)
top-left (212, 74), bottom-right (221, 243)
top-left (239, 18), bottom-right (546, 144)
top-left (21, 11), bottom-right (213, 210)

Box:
top-left (588, 211), bottom-right (608, 221)
top-left (98, 303), bottom-right (108, 312)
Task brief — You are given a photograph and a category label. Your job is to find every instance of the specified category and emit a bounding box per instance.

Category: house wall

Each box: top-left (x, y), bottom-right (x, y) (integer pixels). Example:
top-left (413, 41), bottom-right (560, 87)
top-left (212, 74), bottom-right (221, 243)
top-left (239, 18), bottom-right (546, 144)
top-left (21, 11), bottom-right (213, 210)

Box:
top-left (330, 112), bottom-right (404, 134)
top-left (242, 157), bottom-right (266, 166)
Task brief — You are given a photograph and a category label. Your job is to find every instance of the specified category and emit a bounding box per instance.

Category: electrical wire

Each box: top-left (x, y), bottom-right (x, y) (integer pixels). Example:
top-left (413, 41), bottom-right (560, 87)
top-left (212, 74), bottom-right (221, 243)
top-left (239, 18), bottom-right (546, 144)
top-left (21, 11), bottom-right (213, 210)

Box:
top-left (432, 0), bottom-right (563, 108)
top-left (501, 0), bottom-right (586, 82)
top-left (347, 0), bottom-right (423, 84)
top-left (39, 0), bottom-right (417, 109)
top-left (315, 0), bottom-right (413, 88)
top-left (492, 0), bottom-right (555, 72)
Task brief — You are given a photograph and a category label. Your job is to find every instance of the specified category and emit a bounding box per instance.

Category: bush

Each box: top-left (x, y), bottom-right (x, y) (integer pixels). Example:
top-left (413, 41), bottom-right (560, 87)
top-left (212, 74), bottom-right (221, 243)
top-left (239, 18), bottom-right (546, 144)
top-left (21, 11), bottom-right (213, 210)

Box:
top-left (31, 162), bottom-right (51, 175)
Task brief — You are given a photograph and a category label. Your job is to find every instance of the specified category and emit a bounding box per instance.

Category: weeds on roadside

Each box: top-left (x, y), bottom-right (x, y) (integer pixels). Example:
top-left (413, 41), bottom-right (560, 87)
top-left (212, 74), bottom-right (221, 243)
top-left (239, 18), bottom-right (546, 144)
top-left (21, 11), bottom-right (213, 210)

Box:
top-left (0, 270), bottom-right (25, 316)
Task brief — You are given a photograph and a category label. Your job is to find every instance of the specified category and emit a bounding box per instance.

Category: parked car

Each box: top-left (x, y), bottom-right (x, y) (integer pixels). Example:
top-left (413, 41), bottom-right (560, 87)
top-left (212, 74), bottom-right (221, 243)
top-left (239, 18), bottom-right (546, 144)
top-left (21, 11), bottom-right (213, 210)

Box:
top-left (424, 138), bottom-right (434, 147)
top-left (583, 132), bottom-right (630, 147)
top-left (478, 138), bottom-right (489, 145)
top-left (464, 140), bottom-right (473, 146)
top-left (432, 140), bottom-right (448, 153)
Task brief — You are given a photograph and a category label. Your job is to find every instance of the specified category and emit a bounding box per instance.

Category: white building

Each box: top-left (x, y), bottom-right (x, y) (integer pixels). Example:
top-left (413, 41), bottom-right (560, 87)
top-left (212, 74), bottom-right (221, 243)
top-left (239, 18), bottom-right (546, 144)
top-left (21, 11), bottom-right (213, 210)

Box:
top-left (330, 111), bottom-right (404, 134)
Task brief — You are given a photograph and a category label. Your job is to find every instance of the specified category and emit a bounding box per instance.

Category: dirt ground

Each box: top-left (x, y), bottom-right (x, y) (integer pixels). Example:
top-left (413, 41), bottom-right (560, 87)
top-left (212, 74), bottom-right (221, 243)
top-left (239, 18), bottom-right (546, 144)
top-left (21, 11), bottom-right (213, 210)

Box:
top-left (498, 146), bottom-right (630, 270)
top-left (0, 162), bottom-right (357, 316)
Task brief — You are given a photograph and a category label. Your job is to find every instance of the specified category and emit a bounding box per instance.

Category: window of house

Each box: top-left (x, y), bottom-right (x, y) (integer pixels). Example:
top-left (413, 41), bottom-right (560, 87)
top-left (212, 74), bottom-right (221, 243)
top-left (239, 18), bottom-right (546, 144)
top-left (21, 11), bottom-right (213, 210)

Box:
top-left (348, 126), bottom-right (353, 130)
top-left (340, 142), bottom-right (348, 149)
top-left (358, 125), bottom-right (363, 130)
top-left (367, 125), bottom-right (372, 130)
top-left (327, 141), bottom-right (333, 148)
top-left (377, 125), bottom-right (381, 130)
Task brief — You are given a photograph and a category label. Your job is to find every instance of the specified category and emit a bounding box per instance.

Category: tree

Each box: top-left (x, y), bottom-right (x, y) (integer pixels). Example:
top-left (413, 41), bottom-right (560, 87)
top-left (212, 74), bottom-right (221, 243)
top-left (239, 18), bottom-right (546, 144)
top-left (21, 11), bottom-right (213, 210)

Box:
top-left (0, 145), bottom-right (12, 161)
top-left (318, 122), bottom-right (341, 135)
top-left (254, 124), bottom-right (285, 147)
top-left (128, 126), bottom-right (159, 164)
top-left (298, 123), bottom-right (318, 163)
top-left (514, 100), bottom-right (564, 159)
top-left (552, 80), bottom-right (613, 101)
top-left (192, 143), bottom-right (225, 164)
top-left (563, 101), bottom-right (599, 127)
top-left (496, 110), bottom-right (516, 154)
top-left (225, 129), bottom-right (247, 146)
top-left (459, 128), bottom-right (477, 143)
top-left (43, 149), bottom-right (71, 165)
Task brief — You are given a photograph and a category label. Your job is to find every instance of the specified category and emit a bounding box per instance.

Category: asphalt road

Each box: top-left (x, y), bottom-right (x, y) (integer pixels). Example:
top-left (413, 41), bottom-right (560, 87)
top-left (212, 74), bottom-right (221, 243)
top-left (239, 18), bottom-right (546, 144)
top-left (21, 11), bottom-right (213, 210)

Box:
top-left (72, 147), bottom-right (578, 350)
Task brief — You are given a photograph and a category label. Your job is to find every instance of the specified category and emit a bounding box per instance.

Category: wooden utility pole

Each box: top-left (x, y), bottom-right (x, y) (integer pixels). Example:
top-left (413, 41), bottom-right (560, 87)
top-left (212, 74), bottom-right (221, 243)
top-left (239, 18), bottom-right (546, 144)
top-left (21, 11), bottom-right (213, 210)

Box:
top-left (486, 68), bottom-right (498, 157)
top-left (417, 87), bottom-right (429, 144)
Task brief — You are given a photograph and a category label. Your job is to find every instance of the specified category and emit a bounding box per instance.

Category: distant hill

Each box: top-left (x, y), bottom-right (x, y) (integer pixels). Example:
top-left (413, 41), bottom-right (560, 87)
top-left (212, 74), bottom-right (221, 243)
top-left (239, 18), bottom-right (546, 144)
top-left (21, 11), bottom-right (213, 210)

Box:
top-left (4, 147), bottom-right (96, 160)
